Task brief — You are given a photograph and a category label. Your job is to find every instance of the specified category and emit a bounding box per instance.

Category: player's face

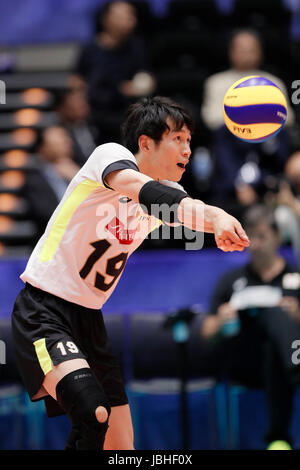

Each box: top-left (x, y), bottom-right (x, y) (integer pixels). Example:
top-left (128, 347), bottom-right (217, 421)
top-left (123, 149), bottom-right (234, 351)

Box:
top-left (152, 122), bottom-right (192, 182)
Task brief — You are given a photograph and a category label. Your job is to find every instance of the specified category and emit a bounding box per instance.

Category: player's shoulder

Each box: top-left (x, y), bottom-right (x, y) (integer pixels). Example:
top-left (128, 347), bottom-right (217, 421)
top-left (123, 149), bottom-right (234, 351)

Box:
top-left (87, 142), bottom-right (138, 168)
top-left (92, 142), bottom-right (135, 158)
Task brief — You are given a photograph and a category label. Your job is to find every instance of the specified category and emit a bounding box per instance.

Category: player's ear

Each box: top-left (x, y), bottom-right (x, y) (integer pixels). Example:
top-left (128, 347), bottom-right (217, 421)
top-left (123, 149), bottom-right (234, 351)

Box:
top-left (138, 134), bottom-right (154, 153)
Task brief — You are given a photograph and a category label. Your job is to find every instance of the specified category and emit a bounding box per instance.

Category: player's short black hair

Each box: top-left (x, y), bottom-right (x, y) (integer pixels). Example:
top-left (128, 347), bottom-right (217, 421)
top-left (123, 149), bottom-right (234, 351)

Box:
top-left (121, 96), bottom-right (195, 155)
top-left (243, 204), bottom-right (279, 234)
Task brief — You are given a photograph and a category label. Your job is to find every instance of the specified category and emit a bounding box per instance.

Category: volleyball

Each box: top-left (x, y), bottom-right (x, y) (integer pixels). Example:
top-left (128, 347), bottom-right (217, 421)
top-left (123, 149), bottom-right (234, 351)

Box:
top-left (223, 75), bottom-right (287, 143)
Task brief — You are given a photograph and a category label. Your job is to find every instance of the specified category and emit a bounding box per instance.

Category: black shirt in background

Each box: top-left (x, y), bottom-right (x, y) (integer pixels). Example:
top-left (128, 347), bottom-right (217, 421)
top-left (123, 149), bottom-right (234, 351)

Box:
top-left (210, 261), bottom-right (300, 317)
top-left (75, 35), bottom-right (150, 111)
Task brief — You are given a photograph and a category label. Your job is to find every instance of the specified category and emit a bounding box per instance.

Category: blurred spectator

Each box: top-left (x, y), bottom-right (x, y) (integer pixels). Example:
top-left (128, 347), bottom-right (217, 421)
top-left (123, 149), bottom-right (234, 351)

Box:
top-left (270, 150), bottom-right (300, 269)
top-left (23, 126), bottom-right (80, 242)
top-left (201, 29), bottom-right (294, 219)
top-left (0, 51), bottom-right (15, 73)
top-left (284, 0), bottom-right (300, 75)
top-left (202, 28), bottom-right (294, 130)
top-left (200, 204), bottom-right (300, 450)
top-left (55, 89), bottom-right (98, 166)
top-left (71, 0), bottom-right (156, 142)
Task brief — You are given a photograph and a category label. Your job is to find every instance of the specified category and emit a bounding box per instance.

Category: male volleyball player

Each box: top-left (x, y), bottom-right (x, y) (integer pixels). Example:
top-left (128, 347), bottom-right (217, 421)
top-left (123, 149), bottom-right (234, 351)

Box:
top-left (11, 96), bottom-right (249, 450)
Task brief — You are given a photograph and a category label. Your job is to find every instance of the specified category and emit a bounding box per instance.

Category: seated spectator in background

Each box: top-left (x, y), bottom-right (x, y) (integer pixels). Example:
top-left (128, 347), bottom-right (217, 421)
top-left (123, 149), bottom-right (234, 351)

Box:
top-left (270, 150), bottom-right (300, 269)
top-left (23, 126), bottom-right (80, 242)
top-left (284, 0), bottom-right (300, 76)
top-left (71, 0), bottom-right (156, 142)
top-left (201, 28), bottom-right (294, 132)
top-left (201, 29), bottom-right (294, 219)
top-left (55, 89), bottom-right (98, 166)
top-left (200, 205), bottom-right (300, 450)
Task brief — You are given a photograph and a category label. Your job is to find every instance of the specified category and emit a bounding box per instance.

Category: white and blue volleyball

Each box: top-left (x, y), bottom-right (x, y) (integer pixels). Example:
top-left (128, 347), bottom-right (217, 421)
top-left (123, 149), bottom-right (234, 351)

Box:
top-left (223, 75), bottom-right (287, 143)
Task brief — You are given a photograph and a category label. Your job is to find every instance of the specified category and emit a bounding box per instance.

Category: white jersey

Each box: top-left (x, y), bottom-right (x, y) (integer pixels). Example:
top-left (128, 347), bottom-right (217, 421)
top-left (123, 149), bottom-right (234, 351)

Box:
top-left (21, 143), bottom-right (186, 309)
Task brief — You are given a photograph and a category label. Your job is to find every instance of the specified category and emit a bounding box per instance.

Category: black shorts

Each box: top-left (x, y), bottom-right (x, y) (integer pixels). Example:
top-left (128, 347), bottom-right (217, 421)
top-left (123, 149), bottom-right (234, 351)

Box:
top-left (11, 283), bottom-right (128, 415)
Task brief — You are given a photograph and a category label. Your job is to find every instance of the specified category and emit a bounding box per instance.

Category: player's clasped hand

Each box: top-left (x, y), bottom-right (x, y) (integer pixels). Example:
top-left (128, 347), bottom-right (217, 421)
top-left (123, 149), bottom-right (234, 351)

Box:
top-left (213, 212), bottom-right (250, 252)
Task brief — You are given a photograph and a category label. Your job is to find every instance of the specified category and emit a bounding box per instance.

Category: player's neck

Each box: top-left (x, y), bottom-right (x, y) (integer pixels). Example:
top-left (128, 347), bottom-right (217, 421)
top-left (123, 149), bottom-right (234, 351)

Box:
top-left (135, 151), bottom-right (160, 181)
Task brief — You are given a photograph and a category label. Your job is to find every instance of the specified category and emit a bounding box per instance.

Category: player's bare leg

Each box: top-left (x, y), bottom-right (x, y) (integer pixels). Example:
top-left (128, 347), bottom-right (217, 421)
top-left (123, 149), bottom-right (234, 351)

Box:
top-left (42, 358), bottom-right (134, 449)
top-left (103, 404), bottom-right (134, 450)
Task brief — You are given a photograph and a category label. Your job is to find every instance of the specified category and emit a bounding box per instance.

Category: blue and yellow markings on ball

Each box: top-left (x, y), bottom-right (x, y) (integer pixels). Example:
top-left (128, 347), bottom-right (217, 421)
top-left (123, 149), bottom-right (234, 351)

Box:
top-left (223, 75), bottom-right (287, 143)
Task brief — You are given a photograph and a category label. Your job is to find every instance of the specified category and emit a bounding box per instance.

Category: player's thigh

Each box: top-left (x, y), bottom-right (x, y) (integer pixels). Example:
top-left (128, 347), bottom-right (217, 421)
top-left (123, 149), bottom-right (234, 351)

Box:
top-left (104, 404), bottom-right (134, 450)
top-left (42, 358), bottom-right (89, 400)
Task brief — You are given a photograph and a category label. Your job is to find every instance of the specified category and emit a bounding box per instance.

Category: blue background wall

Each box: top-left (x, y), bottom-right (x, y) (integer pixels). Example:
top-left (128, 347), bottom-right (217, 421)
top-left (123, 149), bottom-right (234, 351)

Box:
top-left (1, 248), bottom-right (250, 318)
top-left (0, 0), bottom-right (172, 45)
top-left (0, 247), bottom-right (296, 318)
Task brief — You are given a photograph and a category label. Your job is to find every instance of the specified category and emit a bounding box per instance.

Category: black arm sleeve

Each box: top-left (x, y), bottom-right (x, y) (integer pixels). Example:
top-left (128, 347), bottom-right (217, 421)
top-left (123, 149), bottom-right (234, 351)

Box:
top-left (139, 180), bottom-right (188, 223)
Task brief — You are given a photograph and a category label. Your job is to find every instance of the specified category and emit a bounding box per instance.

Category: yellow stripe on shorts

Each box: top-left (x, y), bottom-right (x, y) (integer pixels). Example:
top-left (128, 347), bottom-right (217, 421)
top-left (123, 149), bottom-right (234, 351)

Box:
top-left (33, 338), bottom-right (52, 375)
top-left (40, 179), bottom-right (101, 262)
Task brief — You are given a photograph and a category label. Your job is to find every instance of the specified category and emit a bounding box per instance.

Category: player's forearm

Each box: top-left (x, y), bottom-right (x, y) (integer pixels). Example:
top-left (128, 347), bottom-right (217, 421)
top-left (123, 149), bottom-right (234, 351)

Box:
top-left (107, 170), bottom-right (228, 233)
top-left (177, 197), bottom-right (226, 233)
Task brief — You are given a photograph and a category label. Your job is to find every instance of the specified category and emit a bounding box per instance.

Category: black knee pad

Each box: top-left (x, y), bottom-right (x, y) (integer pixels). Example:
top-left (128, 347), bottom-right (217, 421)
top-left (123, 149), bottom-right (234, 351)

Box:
top-left (56, 368), bottom-right (111, 450)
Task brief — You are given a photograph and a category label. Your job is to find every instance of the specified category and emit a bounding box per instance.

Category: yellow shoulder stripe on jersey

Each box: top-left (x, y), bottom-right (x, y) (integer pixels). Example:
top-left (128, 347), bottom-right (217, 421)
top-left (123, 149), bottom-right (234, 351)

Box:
top-left (40, 179), bottom-right (101, 262)
top-left (33, 338), bottom-right (52, 375)
top-left (148, 219), bottom-right (163, 234)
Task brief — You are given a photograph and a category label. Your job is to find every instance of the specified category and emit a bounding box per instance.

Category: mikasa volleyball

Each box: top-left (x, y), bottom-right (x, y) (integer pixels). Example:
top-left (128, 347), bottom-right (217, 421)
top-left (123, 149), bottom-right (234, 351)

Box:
top-left (223, 75), bottom-right (287, 143)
